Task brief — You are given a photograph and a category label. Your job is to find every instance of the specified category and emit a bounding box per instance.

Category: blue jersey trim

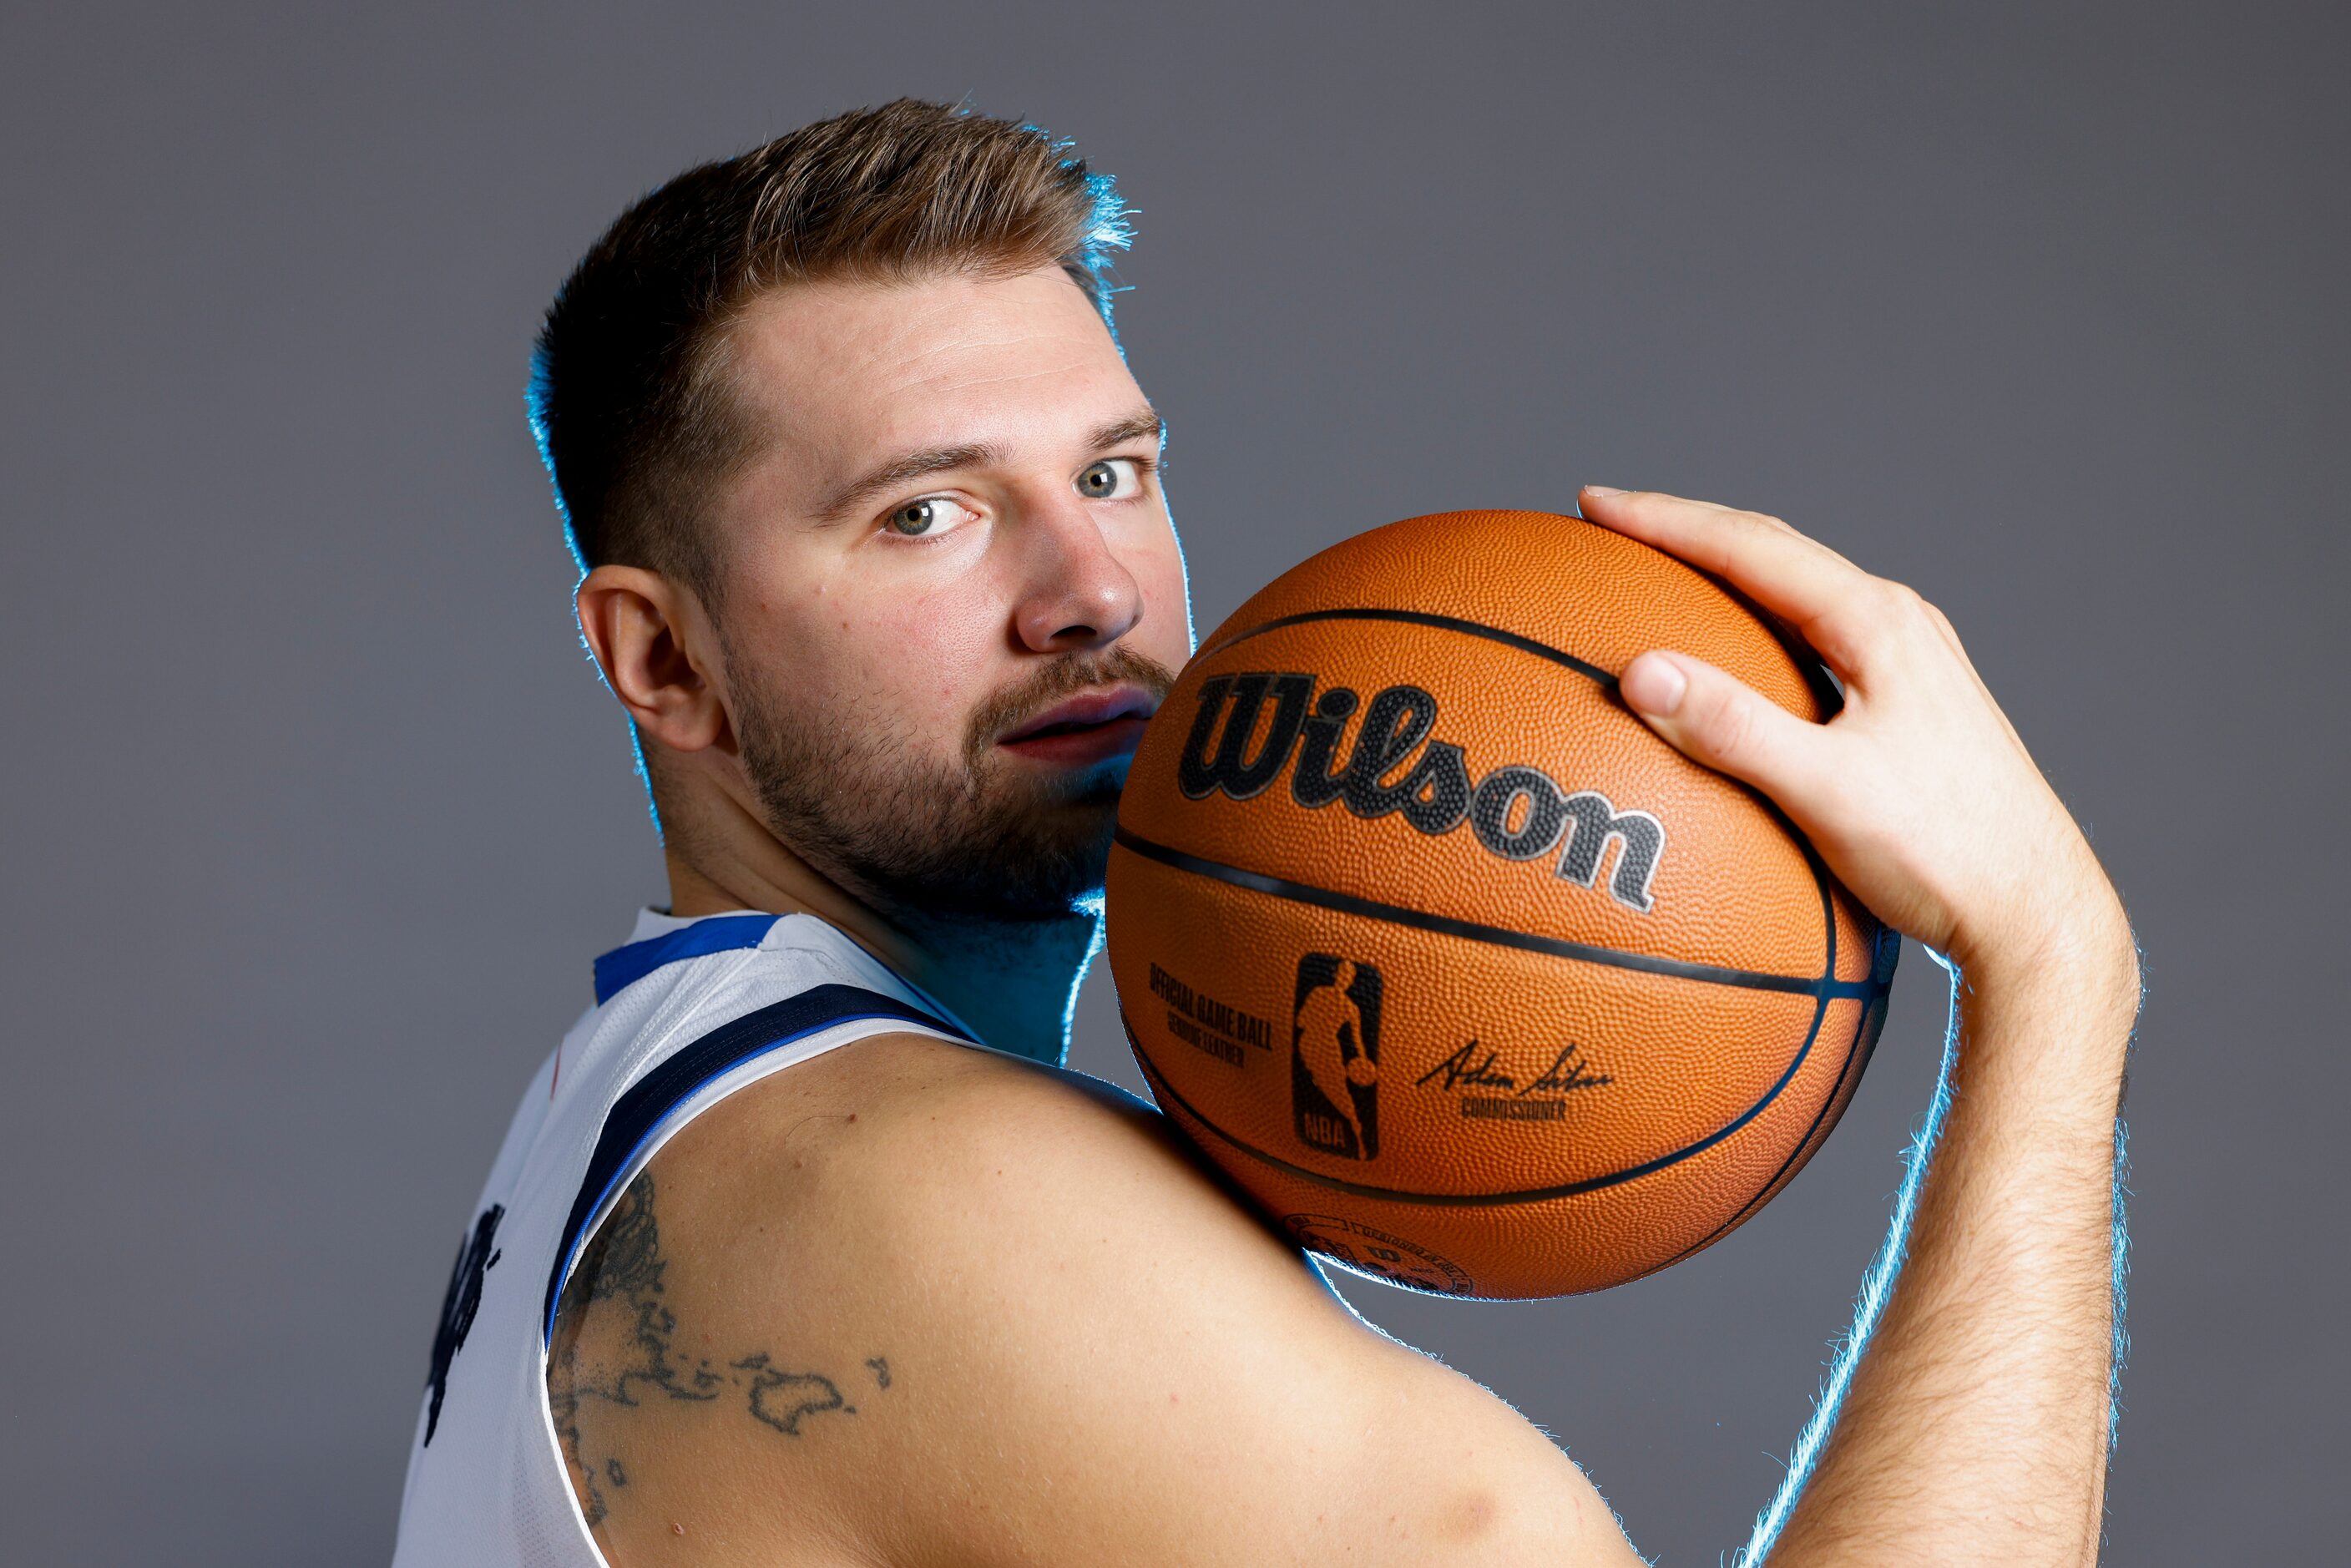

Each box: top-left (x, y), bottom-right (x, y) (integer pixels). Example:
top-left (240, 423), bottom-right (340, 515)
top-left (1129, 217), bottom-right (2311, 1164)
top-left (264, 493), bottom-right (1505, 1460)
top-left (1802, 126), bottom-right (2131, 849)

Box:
top-left (592, 913), bottom-right (780, 1004)
top-left (544, 983), bottom-right (972, 1342)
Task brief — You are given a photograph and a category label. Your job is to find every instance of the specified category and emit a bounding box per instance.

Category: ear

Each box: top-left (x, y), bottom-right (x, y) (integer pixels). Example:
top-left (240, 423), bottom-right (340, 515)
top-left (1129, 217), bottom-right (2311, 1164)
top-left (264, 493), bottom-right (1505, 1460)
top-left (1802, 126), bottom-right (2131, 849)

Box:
top-left (576, 564), bottom-right (732, 755)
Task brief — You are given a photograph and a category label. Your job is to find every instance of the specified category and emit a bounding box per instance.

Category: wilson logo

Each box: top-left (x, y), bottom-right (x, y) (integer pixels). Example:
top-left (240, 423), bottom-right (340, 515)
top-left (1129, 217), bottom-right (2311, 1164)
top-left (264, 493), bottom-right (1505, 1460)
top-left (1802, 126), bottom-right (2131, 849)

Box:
top-left (1176, 671), bottom-right (1666, 913)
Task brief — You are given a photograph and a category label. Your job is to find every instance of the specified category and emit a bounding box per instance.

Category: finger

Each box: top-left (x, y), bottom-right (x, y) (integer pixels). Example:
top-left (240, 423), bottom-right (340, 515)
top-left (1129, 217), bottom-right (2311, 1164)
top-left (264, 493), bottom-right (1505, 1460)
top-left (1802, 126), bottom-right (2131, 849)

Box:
top-left (1578, 486), bottom-right (1883, 672)
top-left (1618, 649), bottom-right (1833, 803)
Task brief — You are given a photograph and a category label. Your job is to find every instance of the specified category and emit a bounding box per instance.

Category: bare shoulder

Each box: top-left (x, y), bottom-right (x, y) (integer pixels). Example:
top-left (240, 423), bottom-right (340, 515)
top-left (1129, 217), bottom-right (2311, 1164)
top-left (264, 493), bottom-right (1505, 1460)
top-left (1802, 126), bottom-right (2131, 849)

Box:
top-left (549, 1033), bottom-right (1638, 1566)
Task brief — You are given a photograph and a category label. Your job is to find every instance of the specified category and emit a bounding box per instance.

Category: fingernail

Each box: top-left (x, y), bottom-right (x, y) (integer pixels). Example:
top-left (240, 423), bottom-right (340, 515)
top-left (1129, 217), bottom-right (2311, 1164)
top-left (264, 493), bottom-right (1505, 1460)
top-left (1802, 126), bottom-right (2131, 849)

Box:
top-left (1620, 654), bottom-right (1686, 716)
top-left (1583, 484), bottom-right (1625, 498)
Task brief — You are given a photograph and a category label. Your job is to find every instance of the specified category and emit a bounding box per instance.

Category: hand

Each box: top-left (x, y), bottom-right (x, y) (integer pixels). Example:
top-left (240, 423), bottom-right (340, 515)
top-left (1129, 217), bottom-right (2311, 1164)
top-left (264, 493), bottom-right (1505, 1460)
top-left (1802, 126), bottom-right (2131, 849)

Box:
top-left (1578, 485), bottom-right (2136, 996)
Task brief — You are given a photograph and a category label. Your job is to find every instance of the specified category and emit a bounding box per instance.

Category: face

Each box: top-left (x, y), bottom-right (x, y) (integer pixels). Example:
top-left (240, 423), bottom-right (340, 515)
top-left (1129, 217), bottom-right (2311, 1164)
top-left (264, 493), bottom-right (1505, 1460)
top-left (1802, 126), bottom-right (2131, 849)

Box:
top-left (697, 266), bottom-right (1191, 921)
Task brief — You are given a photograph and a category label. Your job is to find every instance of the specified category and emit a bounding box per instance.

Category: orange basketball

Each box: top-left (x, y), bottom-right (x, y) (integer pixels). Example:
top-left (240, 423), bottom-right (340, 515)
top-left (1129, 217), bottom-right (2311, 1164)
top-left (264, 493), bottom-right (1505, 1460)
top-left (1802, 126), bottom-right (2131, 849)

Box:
top-left (1105, 510), bottom-right (1898, 1298)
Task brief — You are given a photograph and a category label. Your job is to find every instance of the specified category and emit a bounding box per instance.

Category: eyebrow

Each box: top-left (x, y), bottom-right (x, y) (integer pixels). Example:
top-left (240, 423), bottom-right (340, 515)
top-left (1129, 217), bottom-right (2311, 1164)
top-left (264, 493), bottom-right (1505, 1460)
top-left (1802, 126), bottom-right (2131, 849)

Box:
top-left (810, 441), bottom-right (1002, 524)
top-left (810, 407), bottom-right (1165, 524)
top-left (1088, 408), bottom-right (1166, 452)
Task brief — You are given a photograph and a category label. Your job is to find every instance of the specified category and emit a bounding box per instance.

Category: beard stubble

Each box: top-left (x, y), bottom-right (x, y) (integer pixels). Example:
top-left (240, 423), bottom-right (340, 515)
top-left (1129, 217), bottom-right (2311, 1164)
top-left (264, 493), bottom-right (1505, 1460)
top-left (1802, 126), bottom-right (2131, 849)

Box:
top-left (732, 641), bottom-right (1179, 923)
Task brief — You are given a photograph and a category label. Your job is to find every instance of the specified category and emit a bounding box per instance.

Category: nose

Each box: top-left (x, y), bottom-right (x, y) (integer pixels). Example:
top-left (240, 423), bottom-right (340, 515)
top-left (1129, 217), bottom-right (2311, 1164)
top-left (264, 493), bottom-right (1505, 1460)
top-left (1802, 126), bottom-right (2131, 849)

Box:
top-left (1010, 489), bottom-right (1146, 654)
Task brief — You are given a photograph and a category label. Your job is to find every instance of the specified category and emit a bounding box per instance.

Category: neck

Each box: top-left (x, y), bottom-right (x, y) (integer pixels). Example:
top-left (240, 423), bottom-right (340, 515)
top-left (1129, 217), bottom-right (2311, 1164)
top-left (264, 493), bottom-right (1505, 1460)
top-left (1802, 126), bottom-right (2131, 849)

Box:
top-left (877, 903), bottom-right (1103, 1066)
top-left (664, 830), bottom-right (1097, 1067)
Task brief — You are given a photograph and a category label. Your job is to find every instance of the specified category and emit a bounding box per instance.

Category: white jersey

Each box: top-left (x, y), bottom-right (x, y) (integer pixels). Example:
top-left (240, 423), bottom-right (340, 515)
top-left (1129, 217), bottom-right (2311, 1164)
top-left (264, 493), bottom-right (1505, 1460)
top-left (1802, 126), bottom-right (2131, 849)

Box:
top-left (391, 908), bottom-right (979, 1566)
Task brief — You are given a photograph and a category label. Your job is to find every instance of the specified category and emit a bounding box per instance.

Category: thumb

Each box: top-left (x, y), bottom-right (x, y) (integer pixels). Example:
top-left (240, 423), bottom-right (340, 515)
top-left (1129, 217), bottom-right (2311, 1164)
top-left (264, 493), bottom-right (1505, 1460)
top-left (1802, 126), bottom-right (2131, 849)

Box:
top-left (1617, 650), bottom-right (1828, 801)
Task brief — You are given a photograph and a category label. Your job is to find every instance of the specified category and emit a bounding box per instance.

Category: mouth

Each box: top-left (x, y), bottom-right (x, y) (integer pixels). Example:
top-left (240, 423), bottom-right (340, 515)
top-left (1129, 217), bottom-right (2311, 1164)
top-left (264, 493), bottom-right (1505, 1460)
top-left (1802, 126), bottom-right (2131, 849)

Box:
top-left (997, 685), bottom-right (1160, 768)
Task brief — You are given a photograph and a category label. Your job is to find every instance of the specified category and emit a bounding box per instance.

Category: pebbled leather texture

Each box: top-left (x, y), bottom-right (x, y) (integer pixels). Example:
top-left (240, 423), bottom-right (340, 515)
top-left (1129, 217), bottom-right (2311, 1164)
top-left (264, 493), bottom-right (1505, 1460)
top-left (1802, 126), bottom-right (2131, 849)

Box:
top-left (1107, 510), bottom-right (1896, 1299)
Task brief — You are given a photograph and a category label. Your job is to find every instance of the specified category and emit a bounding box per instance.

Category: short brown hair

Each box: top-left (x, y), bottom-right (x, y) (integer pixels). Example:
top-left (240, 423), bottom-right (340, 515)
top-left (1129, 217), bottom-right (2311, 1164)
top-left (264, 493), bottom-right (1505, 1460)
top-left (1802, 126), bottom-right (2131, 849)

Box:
top-left (529, 99), bottom-right (1130, 599)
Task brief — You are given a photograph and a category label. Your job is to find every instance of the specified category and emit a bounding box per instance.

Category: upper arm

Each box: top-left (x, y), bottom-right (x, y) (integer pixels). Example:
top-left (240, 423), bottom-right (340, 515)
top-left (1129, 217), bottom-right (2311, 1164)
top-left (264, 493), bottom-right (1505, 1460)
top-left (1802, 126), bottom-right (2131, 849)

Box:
top-left (550, 1034), bottom-right (1641, 1567)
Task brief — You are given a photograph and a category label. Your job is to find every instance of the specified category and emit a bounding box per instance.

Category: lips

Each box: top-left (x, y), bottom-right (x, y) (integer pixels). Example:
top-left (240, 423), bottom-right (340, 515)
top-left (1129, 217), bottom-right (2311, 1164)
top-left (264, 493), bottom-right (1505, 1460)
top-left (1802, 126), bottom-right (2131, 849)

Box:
top-left (998, 685), bottom-right (1160, 766)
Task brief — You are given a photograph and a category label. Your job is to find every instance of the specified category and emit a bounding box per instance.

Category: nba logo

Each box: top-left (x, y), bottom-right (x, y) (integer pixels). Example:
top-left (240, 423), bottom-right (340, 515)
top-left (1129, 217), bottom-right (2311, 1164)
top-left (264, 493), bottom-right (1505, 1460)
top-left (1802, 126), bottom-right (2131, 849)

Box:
top-left (1291, 954), bottom-right (1383, 1159)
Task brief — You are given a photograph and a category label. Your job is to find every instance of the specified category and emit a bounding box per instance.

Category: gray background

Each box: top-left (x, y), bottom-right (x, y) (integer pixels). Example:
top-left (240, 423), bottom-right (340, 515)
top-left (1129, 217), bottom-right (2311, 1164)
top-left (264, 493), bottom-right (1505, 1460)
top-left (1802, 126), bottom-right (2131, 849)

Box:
top-left (1, 3), bottom-right (2341, 1563)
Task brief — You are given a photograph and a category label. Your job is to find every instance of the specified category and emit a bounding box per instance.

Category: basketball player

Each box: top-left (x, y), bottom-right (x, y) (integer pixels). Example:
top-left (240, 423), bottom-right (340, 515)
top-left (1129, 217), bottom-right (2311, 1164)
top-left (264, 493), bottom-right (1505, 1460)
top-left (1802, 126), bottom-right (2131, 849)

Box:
top-left (1295, 959), bottom-right (1376, 1155)
top-left (393, 101), bottom-right (2141, 1565)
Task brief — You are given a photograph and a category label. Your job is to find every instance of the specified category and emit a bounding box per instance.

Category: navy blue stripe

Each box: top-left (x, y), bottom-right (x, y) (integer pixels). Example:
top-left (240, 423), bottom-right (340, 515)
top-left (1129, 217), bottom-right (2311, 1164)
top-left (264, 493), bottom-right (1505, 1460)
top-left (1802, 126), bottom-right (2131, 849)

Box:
top-left (593, 914), bottom-right (780, 1004)
top-left (1196, 606), bottom-right (1620, 686)
top-left (1125, 1000), bottom-right (1828, 1211)
top-left (1112, 828), bottom-right (1876, 999)
top-left (544, 984), bottom-right (970, 1340)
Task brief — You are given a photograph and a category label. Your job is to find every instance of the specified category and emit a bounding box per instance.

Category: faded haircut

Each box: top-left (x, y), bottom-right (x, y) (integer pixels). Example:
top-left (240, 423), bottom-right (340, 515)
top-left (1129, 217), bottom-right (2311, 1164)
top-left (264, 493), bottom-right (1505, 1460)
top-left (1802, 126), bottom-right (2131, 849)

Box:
top-left (528, 99), bottom-right (1131, 602)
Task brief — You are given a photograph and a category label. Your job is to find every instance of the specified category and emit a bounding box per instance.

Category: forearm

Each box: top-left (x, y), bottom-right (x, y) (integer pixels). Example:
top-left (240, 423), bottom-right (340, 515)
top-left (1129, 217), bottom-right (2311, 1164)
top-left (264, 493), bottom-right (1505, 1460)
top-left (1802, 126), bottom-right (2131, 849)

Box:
top-left (1772, 922), bottom-right (2141, 1565)
top-left (1575, 488), bottom-right (2150, 1565)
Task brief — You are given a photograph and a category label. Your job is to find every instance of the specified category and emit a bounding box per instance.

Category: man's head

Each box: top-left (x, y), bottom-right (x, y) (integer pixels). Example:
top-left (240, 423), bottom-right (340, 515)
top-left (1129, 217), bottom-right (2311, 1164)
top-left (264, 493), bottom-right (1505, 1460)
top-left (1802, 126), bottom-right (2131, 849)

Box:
top-left (538, 102), bottom-right (1190, 923)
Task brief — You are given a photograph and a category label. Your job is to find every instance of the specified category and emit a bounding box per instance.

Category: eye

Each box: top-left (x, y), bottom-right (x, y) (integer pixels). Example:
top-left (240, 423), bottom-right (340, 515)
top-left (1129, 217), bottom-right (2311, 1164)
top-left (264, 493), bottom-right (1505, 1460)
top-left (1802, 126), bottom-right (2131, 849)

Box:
top-left (882, 495), bottom-right (978, 538)
top-left (1075, 458), bottom-right (1142, 501)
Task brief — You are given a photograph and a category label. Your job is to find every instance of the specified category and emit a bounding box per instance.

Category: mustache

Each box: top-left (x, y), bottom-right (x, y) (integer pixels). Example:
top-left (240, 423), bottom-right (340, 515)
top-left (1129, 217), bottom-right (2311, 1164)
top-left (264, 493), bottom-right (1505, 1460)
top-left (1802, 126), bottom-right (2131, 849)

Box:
top-left (965, 645), bottom-right (1181, 761)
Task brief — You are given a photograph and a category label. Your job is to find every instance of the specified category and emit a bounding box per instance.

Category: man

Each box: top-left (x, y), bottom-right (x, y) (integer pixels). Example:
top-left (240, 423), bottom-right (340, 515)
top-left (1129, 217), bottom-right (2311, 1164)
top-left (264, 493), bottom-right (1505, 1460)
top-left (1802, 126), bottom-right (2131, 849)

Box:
top-left (394, 99), bottom-right (2140, 1565)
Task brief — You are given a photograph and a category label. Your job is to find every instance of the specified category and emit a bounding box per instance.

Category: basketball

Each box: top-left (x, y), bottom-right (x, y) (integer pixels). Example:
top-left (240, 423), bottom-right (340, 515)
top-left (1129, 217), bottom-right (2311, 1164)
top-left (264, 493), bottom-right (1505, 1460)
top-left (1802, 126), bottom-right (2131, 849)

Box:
top-left (1105, 509), bottom-right (1899, 1298)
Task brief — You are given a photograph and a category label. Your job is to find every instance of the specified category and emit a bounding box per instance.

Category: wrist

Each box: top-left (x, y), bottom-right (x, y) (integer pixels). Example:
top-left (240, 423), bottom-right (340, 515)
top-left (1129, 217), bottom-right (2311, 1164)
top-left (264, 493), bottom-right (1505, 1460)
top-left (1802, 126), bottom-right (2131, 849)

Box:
top-left (1947, 891), bottom-right (2141, 1024)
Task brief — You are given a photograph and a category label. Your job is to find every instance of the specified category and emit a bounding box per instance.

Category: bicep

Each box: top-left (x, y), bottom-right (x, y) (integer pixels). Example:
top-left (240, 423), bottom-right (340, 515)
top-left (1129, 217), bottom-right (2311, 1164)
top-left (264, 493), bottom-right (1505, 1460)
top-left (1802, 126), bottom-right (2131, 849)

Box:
top-left (576, 1041), bottom-right (1641, 1566)
top-left (820, 1065), bottom-right (1638, 1565)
